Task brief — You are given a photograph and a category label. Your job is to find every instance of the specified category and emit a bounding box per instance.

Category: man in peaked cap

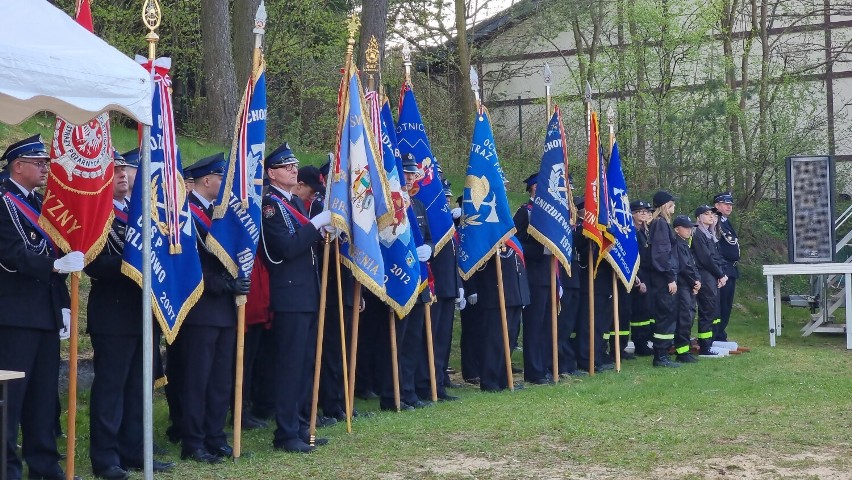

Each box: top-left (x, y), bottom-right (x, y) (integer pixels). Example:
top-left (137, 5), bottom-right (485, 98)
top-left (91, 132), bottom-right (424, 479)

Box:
top-left (712, 192), bottom-right (740, 344)
top-left (174, 152), bottom-right (248, 464)
top-left (120, 148), bottom-right (140, 195)
top-left (260, 142), bottom-right (333, 453)
top-left (629, 199), bottom-right (655, 356)
top-left (513, 172), bottom-right (554, 384)
top-left (0, 135), bottom-right (85, 480)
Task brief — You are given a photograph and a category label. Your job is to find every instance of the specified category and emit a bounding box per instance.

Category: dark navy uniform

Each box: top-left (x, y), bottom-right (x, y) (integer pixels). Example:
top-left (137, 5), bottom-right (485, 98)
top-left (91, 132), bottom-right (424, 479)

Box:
top-left (630, 214), bottom-right (654, 356)
top-left (85, 199), bottom-right (145, 473)
top-left (714, 193), bottom-right (740, 342)
top-left (557, 235), bottom-right (583, 374)
top-left (648, 192), bottom-right (680, 367)
top-left (513, 199), bottom-right (553, 383)
top-left (692, 206), bottom-right (727, 353)
top-left (0, 137), bottom-right (71, 480)
top-left (672, 217), bottom-right (700, 358)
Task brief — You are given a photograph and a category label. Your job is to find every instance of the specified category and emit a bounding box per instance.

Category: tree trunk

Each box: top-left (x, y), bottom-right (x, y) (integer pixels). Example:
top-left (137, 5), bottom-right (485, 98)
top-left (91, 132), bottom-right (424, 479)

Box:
top-left (233, 0), bottom-right (262, 86)
top-left (359, 0), bottom-right (389, 92)
top-left (200, 0), bottom-right (238, 144)
top-left (455, 0), bottom-right (474, 127)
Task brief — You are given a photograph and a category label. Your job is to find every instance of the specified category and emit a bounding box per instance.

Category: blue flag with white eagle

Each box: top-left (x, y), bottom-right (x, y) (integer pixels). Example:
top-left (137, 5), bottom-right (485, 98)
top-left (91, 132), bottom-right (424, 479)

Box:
top-left (376, 98), bottom-right (421, 317)
top-left (528, 105), bottom-right (574, 275)
top-left (122, 57), bottom-right (203, 343)
top-left (604, 140), bottom-right (639, 290)
top-left (328, 65), bottom-right (388, 299)
top-left (207, 59), bottom-right (266, 284)
top-left (396, 83), bottom-right (455, 255)
top-left (457, 107), bottom-right (516, 280)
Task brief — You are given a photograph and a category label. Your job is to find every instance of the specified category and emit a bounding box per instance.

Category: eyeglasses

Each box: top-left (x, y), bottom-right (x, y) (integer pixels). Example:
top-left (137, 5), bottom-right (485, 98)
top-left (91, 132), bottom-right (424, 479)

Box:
top-left (18, 160), bottom-right (50, 170)
top-left (270, 163), bottom-right (298, 172)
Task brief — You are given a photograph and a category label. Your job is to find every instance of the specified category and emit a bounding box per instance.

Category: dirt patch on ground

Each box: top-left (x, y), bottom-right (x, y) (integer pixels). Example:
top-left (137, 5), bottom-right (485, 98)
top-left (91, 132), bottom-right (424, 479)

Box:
top-left (663, 450), bottom-right (852, 479)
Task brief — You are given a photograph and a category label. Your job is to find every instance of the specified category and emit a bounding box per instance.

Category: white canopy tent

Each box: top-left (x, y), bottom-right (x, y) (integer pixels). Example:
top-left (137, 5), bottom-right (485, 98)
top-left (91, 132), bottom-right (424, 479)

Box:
top-left (0, 0), bottom-right (152, 126)
top-left (0, 1), bottom-right (156, 479)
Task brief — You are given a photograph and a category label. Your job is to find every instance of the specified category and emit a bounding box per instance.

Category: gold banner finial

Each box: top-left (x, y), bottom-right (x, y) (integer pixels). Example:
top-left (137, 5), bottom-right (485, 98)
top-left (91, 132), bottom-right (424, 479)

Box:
top-left (344, 13), bottom-right (360, 64)
top-left (364, 34), bottom-right (380, 91)
top-left (142, 0), bottom-right (161, 61)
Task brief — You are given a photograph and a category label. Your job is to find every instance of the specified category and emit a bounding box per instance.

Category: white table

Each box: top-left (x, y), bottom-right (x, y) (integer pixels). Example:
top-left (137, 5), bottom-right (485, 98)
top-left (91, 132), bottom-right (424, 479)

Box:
top-left (0, 370), bottom-right (25, 480)
top-left (763, 263), bottom-right (852, 349)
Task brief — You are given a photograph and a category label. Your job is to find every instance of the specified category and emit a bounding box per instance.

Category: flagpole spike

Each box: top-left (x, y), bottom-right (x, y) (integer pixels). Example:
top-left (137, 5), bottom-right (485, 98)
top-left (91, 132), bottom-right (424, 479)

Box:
top-left (364, 34), bottom-right (380, 92)
top-left (402, 42), bottom-right (412, 85)
top-left (142, 0), bottom-right (161, 61)
top-left (543, 63), bottom-right (552, 120)
top-left (344, 13), bottom-right (360, 67)
top-left (469, 66), bottom-right (481, 110)
top-left (584, 81), bottom-right (592, 142)
top-left (606, 105), bottom-right (616, 151)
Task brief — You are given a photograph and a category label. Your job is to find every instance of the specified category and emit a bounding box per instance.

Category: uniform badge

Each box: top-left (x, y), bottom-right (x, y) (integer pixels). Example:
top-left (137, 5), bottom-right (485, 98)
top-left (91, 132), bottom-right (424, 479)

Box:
top-left (30, 231), bottom-right (37, 241)
top-left (263, 205), bottom-right (275, 218)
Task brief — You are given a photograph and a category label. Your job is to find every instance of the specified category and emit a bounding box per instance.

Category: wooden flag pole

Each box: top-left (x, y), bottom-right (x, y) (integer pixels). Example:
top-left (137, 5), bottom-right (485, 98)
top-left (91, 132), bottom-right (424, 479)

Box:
top-left (607, 107), bottom-right (621, 373)
top-left (389, 309), bottom-right (401, 410)
top-left (334, 241), bottom-right (352, 432)
top-left (233, 304), bottom-right (246, 457)
top-left (544, 63), bottom-right (558, 383)
top-left (423, 297), bottom-right (438, 401)
top-left (308, 235), bottom-right (332, 447)
top-left (495, 248), bottom-right (514, 391)
top-left (347, 280), bottom-right (362, 415)
top-left (65, 274), bottom-right (79, 480)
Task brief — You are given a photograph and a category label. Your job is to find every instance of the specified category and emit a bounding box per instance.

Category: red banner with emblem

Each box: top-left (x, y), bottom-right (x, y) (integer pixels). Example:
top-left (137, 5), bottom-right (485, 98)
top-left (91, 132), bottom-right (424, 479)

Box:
top-left (38, 0), bottom-right (114, 262)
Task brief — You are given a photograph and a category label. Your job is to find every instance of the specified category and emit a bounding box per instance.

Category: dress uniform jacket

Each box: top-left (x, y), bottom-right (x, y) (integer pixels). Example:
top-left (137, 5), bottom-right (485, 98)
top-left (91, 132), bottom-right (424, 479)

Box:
top-left (648, 217), bottom-right (679, 350)
top-left (717, 216), bottom-right (740, 279)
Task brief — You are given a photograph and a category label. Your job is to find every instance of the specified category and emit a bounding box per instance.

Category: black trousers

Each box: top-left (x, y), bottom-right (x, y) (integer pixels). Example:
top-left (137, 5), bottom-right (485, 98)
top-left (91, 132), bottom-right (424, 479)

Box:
top-left (629, 281), bottom-right (653, 352)
top-left (354, 292), bottom-right (383, 396)
top-left (557, 289), bottom-right (581, 373)
top-left (319, 304), bottom-right (352, 417)
top-left (164, 337), bottom-right (184, 439)
top-left (522, 285), bottom-right (552, 382)
top-left (272, 311), bottom-right (315, 445)
top-left (0, 326), bottom-right (61, 480)
top-left (250, 327), bottom-right (276, 418)
top-left (378, 304), bottom-right (425, 406)
top-left (716, 276), bottom-right (736, 341)
top-left (416, 298), bottom-right (454, 398)
top-left (479, 306), bottom-right (521, 392)
top-left (89, 334), bottom-right (143, 472)
top-left (459, 303), bottom-right (481, 381)
top-left (608, 283), bottom-right (632, 358)
top-left (577, 291), bottom-right (612, 369)
top-left (174, 324), bottom-right (235, 452)
top-left (696, 271), bottom-right (719, 342)
top-left (650, 273), bottom-right (676, 350)
top-left (674, 284), bottom-right (697, 355)
top-left (239, 323), bottom-right (265, 413)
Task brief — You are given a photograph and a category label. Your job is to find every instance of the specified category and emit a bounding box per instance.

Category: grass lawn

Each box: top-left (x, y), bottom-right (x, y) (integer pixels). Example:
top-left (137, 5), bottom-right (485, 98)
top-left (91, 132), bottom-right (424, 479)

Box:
top-left (52, 271), bottom-right (852, 480)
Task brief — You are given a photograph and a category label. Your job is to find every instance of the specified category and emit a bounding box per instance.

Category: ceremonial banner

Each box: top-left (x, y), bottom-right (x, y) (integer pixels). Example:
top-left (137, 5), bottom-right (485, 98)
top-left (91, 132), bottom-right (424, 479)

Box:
top-left (396, 83), bottom-right (454, 254)
top-left (39, 0), bottom-right (113, 262)
top-left (328, 65), bottom-right (388, 299)
top-left (581, 111), bottom-right (613, 275)
top-left (376, 98), bottom-right (421, 317)
top-left (528, 105), bottom-right (574, 275)
top-left (604, 140), bottom-right (639, 290)
top-left (207, 57), bottom-right (267, 286)
top-left (457, 107), bottom-right (516, 280)
top-left (122, 57), bottom-right (203, 343)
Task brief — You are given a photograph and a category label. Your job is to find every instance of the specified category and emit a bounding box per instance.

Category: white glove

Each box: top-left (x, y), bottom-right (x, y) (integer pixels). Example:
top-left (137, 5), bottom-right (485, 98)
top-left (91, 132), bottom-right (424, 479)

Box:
top-left (59, 308), bottom-right (71, 340)
top-left (451, 207), bottom-right (462, 219)
top-left (456, 296), bottom-right (467, 310)
top-left (458, 287), bottom-right (465, 300)
top-left (543, 246), bottom-right (552, 255)
top-left (416, 245), bottom-right (432, 262)
top-left (309, 210), bottom-right (332, 229)
top-left (54, 251), bottom-right (84, 274)
top-left (558, 286), bottom-right (564, 299)
top-left (467, 293), bottom-right (478, 305)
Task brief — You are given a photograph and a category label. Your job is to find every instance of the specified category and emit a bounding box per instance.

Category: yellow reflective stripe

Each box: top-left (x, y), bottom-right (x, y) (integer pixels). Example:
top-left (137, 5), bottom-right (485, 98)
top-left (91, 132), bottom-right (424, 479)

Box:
top-left (675, 345), bottom-right (690, 354)
top-left (713, 318), bottom-right (721, 324)
top-left (570, 333), bottom-right (577, 339)
top-left (649, 318), bottom-right (656, 324)
top-left (631, 320), bottom-right (653, 327)
top-left (696, 331), bottom-right (713, 339)
top-left (653, 333), bottom-right (675, 340)
top-left (603, 333), bottom-right (611, 340)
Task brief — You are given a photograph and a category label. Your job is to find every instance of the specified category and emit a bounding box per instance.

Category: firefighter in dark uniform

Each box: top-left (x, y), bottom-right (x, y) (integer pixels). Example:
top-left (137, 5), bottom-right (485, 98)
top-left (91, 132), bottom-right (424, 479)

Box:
top-left (648, 191), bottom-right (680, 368)
top-left (378, 153), bottom-right (433, 411)
top-left (672, 215), bottom-right (701, 363)
top-left (513, 173), bottom-right (553, 384)
top-left (176, 153), bottom-right (247, 463)
top-left (713, 192), bottom-right (739, 342)
top-left (0, 135), bottom-right (82, 480)
top-left (629, 200), bottom-right (655, 356)
top-left (692, 205), bottom-right (728, 357)
top-left (260, 143), bottom-right (332, 453)
top-left (416, 179), bottom-right (462, 401)
top-left (85, 151), bottom-right (175, 479)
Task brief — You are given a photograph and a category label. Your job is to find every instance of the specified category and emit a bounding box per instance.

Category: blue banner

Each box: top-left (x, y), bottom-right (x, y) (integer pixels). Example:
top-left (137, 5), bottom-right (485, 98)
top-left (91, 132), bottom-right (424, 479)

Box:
top-left (396, 84), bottom-right (455, 255)
top-left (207, 62), bottom-right (266, 284)
top-left (122, 60), bottom-right (203, 344)
top-left (604, 140), bottom-right (639, 290)
top-left (528, 106), bottom-right (574, 275)
top-left (377, 99), bottom-right (421, 317)
top-left (457, 107), bottom-right (516, 280)
top-left (328, 67), bottom-right (387, 299)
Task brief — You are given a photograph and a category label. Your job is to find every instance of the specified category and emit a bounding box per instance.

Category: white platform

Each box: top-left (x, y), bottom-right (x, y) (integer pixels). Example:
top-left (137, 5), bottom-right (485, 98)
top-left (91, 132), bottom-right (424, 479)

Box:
top-left (763, 263), bottom-right (852, 349)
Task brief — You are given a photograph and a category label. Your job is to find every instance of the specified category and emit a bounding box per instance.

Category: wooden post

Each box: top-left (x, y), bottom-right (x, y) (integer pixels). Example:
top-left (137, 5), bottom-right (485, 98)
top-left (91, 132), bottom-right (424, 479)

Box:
top-left (308, 236), bottom-right (332, 446)
top-left (334, 241), bottom-right (352, 433)
top-left (551, 258), bottom-right (559, 382)
top-left (588, 245), bottom-right (596, 376)
top-left (389, 309), bottom-right (401, 410)
top-left (347, 280), bottom-right (362, 415)
top-left (612, 273), bottom-right (622, 372)
top-left (232, 304), bottom-right (246, 457)
top-left (65, 274), bottom-right (79, 480)
top-left (494, 249), bottom-right (514, 390)
top-left (423, 298), bottom-right (438, 401)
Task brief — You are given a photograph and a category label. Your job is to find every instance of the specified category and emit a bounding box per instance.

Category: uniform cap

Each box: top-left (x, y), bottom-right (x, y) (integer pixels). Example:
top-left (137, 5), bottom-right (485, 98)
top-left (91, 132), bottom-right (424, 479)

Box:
top-left (574, 196), bottom-right (585, 209)
top-left (185, 152), bottom-right (226, 178)
top-left (713, 192), bottom-right (734, 204)
top-left (402, 152), bottom-right (418, 173)
top-left (694, 204), bottom-right (713, 217)
top-left (442, 179), bottom-right (453, 197)
top-left (121, 148), bottom-right (140, 168)
top-left (630, 200), bottom-right (652, 212)
top-left (652, 190), bottom-right (676, 208)
top-left (265, 142), bottom-right (298, 169)
top-left (673, 215), bottom-right (694, 229)
top-left (2, 134), bottom-right (49, 161)
top-left (523, 173), bottom-right (538, 190)
top-left (298, 165), bottom-right (326, 195)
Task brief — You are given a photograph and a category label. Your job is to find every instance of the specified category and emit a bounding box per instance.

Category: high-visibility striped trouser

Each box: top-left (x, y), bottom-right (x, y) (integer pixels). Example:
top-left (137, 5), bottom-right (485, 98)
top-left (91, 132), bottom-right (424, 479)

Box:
top-left (696, 271), bottom-right (720, 344)
top-left (651, 273), bottom-right (676, 350)
top-left (674, 282), bottom-right (697, 355)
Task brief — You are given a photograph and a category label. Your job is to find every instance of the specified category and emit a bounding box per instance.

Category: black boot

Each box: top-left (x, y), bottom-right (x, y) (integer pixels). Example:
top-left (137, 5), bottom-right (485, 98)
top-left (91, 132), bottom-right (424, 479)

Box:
top-left (652, 348), bottom-right (681, 368)
top-left (698, 339), bottom-right (719, 357)
top-left (633, 335), bottom-right (654, 356)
